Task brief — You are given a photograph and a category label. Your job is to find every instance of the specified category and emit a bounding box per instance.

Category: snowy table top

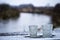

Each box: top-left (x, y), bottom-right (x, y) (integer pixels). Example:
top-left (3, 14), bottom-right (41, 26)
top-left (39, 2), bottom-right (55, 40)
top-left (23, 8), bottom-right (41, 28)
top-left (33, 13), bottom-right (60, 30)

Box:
top-left (0, 32), bottom-right (60, 40)
top-left (0, 28), bottom-right (60, 40)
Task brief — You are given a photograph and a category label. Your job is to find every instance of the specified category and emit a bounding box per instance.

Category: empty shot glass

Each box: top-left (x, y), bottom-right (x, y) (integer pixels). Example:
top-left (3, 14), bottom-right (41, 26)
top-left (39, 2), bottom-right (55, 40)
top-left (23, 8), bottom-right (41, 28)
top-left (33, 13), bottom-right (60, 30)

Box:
top-left (29, 25), bottom-right (38, 37)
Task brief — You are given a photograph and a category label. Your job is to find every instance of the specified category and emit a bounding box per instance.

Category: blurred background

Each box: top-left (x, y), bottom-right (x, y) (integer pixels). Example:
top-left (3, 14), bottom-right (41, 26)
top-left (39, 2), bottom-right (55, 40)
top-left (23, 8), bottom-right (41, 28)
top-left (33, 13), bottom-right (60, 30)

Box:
top-left (0, 0), bottom-right (60, 33)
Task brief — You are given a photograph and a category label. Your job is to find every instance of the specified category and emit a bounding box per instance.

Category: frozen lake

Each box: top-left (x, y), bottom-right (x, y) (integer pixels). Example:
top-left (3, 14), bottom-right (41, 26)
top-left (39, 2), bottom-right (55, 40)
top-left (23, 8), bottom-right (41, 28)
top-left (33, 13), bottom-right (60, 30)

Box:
top-left (0, 13), bottom-right (52, 33)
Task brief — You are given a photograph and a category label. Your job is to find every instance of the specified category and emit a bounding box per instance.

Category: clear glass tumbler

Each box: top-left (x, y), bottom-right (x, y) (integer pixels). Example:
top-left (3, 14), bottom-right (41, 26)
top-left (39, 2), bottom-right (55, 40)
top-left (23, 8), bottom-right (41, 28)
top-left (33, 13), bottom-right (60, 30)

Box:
top-left (42, 24), bottom-right (53, 38)
top-left (29, 25), bottom-right (38, 37)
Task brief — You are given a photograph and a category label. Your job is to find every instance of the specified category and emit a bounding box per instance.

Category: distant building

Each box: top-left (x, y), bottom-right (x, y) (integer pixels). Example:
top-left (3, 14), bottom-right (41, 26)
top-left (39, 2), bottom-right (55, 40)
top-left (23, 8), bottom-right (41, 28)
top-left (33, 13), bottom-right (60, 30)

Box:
top-left (18, 4), bottom-right (34, 12)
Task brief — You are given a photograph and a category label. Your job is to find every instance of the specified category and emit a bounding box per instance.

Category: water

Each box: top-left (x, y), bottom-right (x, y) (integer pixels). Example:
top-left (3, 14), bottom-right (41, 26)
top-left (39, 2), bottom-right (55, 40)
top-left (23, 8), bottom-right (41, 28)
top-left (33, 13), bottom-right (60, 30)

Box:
top-left (0, 13), bottom-right (51, 33)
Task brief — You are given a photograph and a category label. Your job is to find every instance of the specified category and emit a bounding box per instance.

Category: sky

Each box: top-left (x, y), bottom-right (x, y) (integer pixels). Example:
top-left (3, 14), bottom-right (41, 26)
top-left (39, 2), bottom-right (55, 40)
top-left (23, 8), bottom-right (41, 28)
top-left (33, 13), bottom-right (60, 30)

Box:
top-left (0, 0), bottom-right (60, 6)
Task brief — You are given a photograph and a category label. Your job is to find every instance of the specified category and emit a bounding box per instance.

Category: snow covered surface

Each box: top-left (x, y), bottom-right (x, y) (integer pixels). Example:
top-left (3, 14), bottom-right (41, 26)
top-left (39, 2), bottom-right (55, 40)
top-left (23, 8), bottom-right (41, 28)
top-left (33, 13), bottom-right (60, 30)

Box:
top-left (0, 28), bottom-right (60, 40)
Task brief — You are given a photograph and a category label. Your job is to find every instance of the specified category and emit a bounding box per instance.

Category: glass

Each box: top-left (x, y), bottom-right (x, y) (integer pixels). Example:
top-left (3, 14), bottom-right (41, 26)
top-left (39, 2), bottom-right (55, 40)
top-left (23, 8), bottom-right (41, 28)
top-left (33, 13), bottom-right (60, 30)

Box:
top-left (29, 25), bottom-right (38, 37)
top-left (42, 24), bottom-right (53, 38)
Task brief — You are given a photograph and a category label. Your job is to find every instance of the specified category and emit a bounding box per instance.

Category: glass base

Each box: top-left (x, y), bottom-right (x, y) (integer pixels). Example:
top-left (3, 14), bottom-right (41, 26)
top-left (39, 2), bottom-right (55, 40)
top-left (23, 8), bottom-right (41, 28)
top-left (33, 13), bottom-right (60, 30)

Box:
top-left (25, 35), bottom-right (55, 38)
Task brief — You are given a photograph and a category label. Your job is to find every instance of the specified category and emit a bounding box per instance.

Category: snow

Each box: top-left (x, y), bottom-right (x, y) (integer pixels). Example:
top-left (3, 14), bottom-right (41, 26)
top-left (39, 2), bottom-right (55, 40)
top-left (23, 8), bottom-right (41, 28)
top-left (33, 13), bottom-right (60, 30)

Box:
top-left (0, 28), bottom-right (60, 40)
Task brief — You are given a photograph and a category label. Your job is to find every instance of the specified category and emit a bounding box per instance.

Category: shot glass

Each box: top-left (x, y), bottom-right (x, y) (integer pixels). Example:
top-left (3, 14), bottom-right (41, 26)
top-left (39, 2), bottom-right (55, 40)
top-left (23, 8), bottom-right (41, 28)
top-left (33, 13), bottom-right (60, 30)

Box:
top-left (42, 24), bottom-right (53, 38)
top-left (29, 25), bottom-right (38, 37)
